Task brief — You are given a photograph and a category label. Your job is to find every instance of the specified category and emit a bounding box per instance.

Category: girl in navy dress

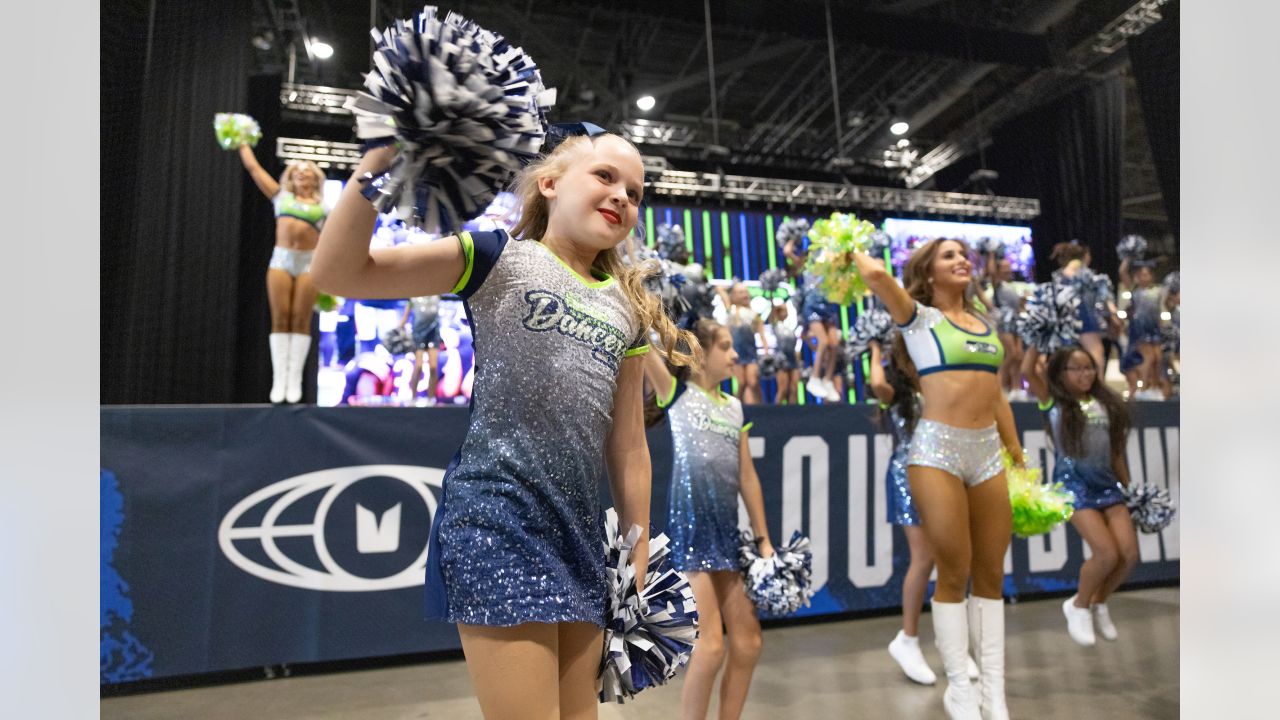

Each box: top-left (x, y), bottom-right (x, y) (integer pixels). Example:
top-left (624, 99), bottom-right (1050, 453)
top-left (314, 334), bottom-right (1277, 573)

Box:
top-left (1022, 344), bottom-right (1138, 647)
top-left (643, 319), bottom-right (774, 720)
top-left (313, 133), bottom-right (695, 719)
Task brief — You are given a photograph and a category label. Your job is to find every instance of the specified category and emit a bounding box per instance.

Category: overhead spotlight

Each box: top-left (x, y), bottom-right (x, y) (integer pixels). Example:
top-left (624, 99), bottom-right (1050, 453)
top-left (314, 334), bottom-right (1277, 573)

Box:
top-left (636, 95), bottom-right (656, 111)
top-left (251, 33), bottom-right (274, 51)
top-left (889, 120), bottom-right (910, 136)
top-left (310, 39), bottom-right (334, 59)
top-left (896, 138), bottom-right (910, 149)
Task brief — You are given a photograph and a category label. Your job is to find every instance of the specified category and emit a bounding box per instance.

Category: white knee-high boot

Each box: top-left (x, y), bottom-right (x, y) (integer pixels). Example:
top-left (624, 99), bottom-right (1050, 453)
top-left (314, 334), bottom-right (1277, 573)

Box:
top-left (268, 333), bottom-right (290, 404)
top-left (934, 599), bottom-right (982, 719)
top-left (285, 333), bottom-right (311, 403)
top-left (969, 596), bottom-right (1009, 720)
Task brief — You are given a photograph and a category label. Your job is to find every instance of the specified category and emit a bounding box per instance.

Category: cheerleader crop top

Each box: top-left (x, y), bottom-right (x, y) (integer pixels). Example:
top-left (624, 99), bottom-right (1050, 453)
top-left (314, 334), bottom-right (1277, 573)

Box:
top-left (273, 191), bottom-right (327, 229)
top-left (897, 302), bottom-right (1004, 376)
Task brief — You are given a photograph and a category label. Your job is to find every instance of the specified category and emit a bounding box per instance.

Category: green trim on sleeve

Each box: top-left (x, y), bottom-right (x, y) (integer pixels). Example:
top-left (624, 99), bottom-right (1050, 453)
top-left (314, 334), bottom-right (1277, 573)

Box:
top-left (655, 376), bottom-right (678, 409)
top-left (741, 421), bottom-right (755, 433)
top-left (1037, 398), bottom-right (1055, 411)
top-left (624, 344), bottom-right (650, 357)
top-left (450, 231), bottom-right (476, 294)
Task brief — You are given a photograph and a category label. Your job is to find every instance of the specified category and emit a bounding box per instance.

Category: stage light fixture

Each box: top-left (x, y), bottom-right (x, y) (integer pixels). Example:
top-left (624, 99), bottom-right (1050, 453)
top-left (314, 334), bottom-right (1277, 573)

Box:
top-left (890, 120), bottom-right (910, 136)
top-left (897, 138), bottom-right (910, 148)
top-left (311, 39), bottom-right (334, 59)
top-left (636, 95), bottom-right (656, 111)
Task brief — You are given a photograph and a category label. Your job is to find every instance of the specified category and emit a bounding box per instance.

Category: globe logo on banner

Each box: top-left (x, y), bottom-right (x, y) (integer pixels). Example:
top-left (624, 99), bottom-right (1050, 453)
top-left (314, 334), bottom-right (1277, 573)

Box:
top-left (218, 465), bottom-right (443, 592)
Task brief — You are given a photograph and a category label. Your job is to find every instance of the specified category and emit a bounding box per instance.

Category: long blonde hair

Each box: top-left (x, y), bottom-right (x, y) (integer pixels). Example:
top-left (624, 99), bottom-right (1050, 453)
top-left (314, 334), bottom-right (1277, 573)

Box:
top-left (279, 160), bottom-right (325, 198)
top-left (508, 134), bottom-right (699, 371)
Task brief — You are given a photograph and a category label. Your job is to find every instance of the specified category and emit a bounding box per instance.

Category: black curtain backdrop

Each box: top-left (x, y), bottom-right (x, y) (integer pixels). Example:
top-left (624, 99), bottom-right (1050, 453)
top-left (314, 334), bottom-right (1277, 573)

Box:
top-left (102, 1), bottom-right (294, 405)
top-left (936, 75), bottom-right (1126, 281)
top-left (1127, 0), bottom-right (1179, 238)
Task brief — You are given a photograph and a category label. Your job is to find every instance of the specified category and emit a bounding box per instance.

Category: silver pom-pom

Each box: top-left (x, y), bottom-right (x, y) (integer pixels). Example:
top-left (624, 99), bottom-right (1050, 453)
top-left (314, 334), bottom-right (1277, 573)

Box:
top-left (737, 530), bottom-right (815, 617)
top-left (775, 219), bottom-right (811, 249)
top-left (1162, 270), bottom-right (1180, 296)
top-left (1018, 281), bottom-right (1082, 354)
top-left (757, 268), bottom-right (789, 298)
top-left (846, 306), bottom-right (895, 359)
top-left (347, 6), bottom-right (556, 234)
top-left (381, 326), bottom-right (416, 356)
top-left (758, 353), bottom-right (783, 378)
top-left (599, 508), bottom-right (699, 703)
top-left (655, 224), bottom-right (688, 262)
top-left (867, 230), bottom-right (893, 259)
top-left (1117, 234), bottom-right (1148, 263)
top-left (1122, 482), bottom-right (1176, 533)
top-left (975, 236), bottom-right (1005, 258)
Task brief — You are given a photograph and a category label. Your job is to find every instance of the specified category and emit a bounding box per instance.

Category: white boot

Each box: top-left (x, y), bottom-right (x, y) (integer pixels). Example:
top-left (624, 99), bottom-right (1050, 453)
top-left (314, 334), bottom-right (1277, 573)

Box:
top-left (933, 600), bottom-right (981, 720)
top-left (268, 333), bottom-right (290, 404)
top-left (1093, 602), bottom-right (1118, 641)
top-left (1062, 595), bottom-right (1096, 646)
top-left (285, 333), bottom-right (312, 404)
top-left (969, 596), bottom-right (1010, 720)
top-left (888, 629), bottom-right (937, 685)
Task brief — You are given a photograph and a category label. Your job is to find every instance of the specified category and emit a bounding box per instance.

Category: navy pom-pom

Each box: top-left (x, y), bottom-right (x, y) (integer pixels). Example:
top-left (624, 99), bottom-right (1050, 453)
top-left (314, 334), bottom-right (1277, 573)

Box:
top-left (737, 530), bottom-right (815, 617)
top-left (846, 306), bottom-right (895, 359)
top-left (346, 5), bottom-right (556, 234)
top-left (598, 508), bottom-right (699, 703)
top-left (775, 218), bottom-right (811, 250)
top-left (757, 268), bottom-right (790, 298)
top-left (1122, 482), bottom-right (1176, 533)
top-left (1117, 234), bottom-right (1148, 263)
top-left (1018, 281), bottom-right (1081, 354)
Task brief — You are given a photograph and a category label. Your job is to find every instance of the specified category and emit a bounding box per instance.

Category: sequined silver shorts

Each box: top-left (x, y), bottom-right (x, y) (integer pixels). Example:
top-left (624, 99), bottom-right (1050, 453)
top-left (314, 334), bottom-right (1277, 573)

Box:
top-left (906, 419), bottom-right (1003, 487)
top-left (268, 246), bottom-right (315, 277)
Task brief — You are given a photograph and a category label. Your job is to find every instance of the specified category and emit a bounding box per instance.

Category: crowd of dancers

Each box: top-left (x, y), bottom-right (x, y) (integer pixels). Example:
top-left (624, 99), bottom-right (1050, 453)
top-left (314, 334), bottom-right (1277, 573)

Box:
top-left (219, 7), bottom-right (1169, 718)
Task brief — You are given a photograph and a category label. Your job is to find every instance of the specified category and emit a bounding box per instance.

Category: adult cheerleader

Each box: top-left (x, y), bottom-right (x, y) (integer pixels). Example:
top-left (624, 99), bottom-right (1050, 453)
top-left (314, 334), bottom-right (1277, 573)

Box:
top-left (237, 145), bottom-right (328, 403)
top-left (852, 238), bottom-right (1024, 720)
top-left (867, 340), bottom-right (980, 686)
top-left (1049, 242), bottom-right (1112, 373)
top-left (313, 132), bottom-right (694, 719)
top-left (1021, 345), bottom-right (1138, 646)
top-left (642, 319), bottom-right (774, 720)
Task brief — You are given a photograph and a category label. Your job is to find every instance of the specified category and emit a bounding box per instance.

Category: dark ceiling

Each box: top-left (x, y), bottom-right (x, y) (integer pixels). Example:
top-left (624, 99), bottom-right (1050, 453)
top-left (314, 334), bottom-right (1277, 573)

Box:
top-left (250, 0), bottom-right (1170, 227)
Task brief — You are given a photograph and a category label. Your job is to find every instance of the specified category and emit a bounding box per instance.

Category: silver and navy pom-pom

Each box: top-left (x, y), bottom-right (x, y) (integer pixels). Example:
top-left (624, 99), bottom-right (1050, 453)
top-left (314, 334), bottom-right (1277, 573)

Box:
top-left (775, 218), bottom-right (811, 250)
top-left (975, 236), bottom-right (1005, 258)
top-left (867, 230), bottom-right (893, 260)
top-left (1117, 234), bottom-right (1148, 263)
top-left (347, 5), bottom-right (556, 234)
top-left (758, 353), bottom-right (783, 378)
top-left (656, 224), bottom-right (688, 262)
top-left (846, 306), bottom-right (895, 359)
top-left (1019, 281), bottom-right (1082, 354)
top-left (381, 326), bottom-right (417, 356)
top-left (642, 260), bottom-right (692, 325)
top-left (757, 268), bottom-right (789, 298)
top-left (1163, 270), bottom-right (1180, 296)
top-left (599, 508), bottom-right (699, 703)
top-left (737, 530), bottom-right (815, 617)
top-left (1122, 482), bottom-right (1176, 533)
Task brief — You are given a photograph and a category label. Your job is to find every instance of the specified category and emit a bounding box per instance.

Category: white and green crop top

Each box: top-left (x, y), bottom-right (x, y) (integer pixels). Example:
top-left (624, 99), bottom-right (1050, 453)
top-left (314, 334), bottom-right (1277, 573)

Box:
top-left (897, 302), bottom-right (1004, 376)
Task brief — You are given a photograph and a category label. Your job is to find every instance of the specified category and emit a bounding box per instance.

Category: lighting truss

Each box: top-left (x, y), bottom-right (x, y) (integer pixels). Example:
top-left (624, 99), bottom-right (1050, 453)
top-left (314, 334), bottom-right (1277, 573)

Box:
top-left (280, 82), bottom-right (359, 115)
top-left (1092, 0), bottom-right (1171, 55)
top-left (274, 140), bottom-right (1039, 220)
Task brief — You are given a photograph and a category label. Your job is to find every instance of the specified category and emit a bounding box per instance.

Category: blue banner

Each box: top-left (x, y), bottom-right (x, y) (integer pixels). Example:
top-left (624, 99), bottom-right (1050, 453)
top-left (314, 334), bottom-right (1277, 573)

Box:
top-left (100, 402), bottom-right (1179, 684)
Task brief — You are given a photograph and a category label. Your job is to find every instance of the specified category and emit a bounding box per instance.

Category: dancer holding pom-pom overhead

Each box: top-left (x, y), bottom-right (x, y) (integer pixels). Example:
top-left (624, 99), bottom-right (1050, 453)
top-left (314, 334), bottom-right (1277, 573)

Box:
top-left (313, 10), bottom-right (697, 715)
top-left (1022, 345), bottom-right (1138, 647)
top-left (235, 143), bottom-right (328, 404)
top-left (851, 238), bottom-right (1023, 720)
top-left (642, 319), bottom-right (774, 720)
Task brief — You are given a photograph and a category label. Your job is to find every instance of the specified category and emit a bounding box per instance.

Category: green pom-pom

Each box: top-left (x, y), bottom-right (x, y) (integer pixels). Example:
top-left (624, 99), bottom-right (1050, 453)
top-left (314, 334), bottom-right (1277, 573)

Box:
top-left (1003, 449), bottom-right (1075, 537)
top-left (314, 293), bottom-right (342, 313)
top-left (803, 212), bottom-right (877, 305)
top-left (214, 112), bottom-right (262, 151)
